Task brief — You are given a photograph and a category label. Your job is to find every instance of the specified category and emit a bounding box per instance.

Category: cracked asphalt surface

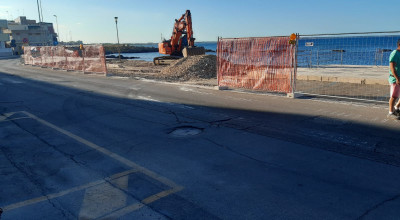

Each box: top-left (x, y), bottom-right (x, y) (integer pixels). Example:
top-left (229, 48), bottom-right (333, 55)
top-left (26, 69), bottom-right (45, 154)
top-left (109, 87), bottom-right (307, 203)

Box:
top-left (1, 57), bottom-right (400, 219)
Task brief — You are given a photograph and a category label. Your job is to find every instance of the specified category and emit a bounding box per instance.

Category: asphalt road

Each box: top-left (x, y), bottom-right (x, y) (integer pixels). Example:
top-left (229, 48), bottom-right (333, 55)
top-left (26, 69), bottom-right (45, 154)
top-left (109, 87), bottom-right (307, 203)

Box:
top-left (1, 58), bottom-right (400, 219)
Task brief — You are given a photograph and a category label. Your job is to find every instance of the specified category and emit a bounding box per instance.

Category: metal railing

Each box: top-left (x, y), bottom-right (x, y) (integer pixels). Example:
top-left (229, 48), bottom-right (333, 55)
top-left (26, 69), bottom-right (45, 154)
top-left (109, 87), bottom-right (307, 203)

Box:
top-left (295, 31), bottom-right (400, 102)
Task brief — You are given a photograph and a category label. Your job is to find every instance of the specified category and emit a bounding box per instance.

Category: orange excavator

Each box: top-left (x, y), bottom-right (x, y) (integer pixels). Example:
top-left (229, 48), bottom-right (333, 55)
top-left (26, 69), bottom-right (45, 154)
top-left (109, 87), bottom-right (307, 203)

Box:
top-left (154, 10), bottom-right (205, 65)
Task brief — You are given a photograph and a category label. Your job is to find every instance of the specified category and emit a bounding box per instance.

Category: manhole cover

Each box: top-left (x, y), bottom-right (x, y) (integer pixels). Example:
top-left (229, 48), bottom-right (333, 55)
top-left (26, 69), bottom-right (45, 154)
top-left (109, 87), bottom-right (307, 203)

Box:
top-left (169, 126), bottom-right (203, 137)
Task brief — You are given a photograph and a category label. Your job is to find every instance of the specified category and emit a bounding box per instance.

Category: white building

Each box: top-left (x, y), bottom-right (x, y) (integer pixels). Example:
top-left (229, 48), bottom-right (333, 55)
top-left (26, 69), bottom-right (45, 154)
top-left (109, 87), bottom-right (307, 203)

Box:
top-left (0, 19), bottom-right (13, 57)
top-left (4, 16), bottom-right (58, 54)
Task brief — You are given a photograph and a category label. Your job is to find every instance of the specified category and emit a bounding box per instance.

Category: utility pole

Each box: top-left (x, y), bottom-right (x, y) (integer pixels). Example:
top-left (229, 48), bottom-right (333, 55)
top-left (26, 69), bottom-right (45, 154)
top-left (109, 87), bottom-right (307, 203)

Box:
top-left (114, 17), bottom-right (121, 61)
top-left (36, 0), bottom-right (42, 23)
top-left (39, 0), bottom-right (44, 22)
top-left (53, 15), bottom-right (60, 43)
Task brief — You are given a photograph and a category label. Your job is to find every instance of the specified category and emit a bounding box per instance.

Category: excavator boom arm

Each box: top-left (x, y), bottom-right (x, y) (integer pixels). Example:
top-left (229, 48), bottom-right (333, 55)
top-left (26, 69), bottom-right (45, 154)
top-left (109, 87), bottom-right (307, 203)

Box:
top-left (155, 9), bottom-right (204, 64)
top-left (159, 10), bottom-right (195, 55)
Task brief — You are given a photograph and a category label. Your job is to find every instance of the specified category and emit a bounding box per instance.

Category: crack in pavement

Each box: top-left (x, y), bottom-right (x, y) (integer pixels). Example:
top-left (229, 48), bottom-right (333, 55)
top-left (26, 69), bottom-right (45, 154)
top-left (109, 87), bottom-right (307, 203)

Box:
top-left (169, 110), bottom-right (182, 124)
top-left (8, 118), bottom-right (85, 166)
top-left (100, 177), bottom-right (173, 220)
top-left (357, 194), bottom-right (400, 219)
top-left (208, 118), bottom-right (235, 127)
top-left (203, 137), bottom-right (282, 169)
top-left (0, 147), bottom-right (74, 218)
top-left (202, 137), bottom-right (398, 201)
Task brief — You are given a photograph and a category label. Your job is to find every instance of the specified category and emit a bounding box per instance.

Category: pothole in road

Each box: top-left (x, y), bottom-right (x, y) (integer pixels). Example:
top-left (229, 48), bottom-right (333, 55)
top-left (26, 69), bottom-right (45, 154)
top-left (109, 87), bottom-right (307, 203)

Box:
top-left (168, 126), bottom-right (203, 137)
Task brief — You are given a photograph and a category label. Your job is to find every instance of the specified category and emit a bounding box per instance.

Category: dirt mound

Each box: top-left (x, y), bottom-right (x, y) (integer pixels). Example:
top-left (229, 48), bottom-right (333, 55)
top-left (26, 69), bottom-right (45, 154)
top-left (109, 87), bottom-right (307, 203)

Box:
top-left (159, 55), bottom-right (217, 81)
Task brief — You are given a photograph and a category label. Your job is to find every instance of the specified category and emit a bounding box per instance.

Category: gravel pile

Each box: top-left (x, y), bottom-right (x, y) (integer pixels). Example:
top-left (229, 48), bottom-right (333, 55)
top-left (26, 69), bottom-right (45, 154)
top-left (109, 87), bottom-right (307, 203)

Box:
top-left (159, 55), bottom-right (217, 81)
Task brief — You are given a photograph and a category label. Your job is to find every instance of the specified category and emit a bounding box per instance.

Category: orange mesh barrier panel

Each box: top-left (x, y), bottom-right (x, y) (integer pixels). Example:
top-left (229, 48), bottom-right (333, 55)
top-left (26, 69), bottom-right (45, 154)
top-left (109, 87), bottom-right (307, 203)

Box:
top-left (217, 37), bottom-right (296, 93)
top-left (23, 45), bottom-right (107, 74)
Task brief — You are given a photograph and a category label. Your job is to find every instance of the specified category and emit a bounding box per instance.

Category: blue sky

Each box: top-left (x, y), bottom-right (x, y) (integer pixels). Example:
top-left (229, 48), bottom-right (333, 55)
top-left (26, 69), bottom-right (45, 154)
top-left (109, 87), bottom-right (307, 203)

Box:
top-left (0, 0), bottom-right (397, 43)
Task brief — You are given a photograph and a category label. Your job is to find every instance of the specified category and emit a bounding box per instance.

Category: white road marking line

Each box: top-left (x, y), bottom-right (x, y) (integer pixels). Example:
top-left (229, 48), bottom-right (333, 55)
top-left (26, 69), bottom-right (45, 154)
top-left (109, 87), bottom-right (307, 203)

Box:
top-left (110, 76), bottom-right (130, 80)
top-left (3, 169), bottom-right (138, 212)
top-left (0, 116), bottom-right (31, 122)
top-left (20, 111), bottom-right (181, 189)
top-left (0, 112), bottom-right (24, 122)
top-left (180, 86), bottom-right (212, 95)
top-left (137, 96), bottom-right (161, 102)
top-left (1, 111), bottom-right (183, 214)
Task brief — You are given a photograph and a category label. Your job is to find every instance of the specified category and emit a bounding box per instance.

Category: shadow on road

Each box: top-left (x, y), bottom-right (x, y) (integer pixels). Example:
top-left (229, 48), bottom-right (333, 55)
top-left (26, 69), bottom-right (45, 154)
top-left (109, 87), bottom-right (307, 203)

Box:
top-left (1, 69), bottom-right (400, 219)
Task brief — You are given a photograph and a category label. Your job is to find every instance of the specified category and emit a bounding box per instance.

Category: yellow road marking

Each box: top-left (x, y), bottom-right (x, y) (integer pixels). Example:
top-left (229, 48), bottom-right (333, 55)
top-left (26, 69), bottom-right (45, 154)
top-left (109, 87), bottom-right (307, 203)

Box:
top-left (0, 112), bottom-right (22, 122)
top-left (21, 111), bottom-right (181, 189)
top-left (3, 169), bottom-right (138, 212)
top-left (99, 187), bottom-right (183, 220)
top-left (0, 116), bottom-right (31, 122)
top-left (79, 175), bottom-right (129, 219)
top-left (2, 111), bottom-right (184, 216)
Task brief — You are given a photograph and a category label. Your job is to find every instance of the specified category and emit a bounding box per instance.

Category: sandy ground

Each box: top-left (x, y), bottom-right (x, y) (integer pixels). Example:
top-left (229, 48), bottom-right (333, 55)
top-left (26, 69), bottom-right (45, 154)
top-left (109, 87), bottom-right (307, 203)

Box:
top-left (106, 57), bottom-right (218, 87)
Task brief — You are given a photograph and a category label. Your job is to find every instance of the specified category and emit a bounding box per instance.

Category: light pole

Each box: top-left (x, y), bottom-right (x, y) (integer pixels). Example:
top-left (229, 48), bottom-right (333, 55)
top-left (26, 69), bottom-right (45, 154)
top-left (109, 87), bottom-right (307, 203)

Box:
top-left (53, 15), bottom-right (60, 44)
top-left (114, 17), bottom-right (121, 61)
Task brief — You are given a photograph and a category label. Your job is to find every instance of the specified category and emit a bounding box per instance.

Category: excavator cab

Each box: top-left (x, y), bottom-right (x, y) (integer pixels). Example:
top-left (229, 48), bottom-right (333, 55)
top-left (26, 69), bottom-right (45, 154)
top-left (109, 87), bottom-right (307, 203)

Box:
top-left (158, 41), bottom-right (172, 55)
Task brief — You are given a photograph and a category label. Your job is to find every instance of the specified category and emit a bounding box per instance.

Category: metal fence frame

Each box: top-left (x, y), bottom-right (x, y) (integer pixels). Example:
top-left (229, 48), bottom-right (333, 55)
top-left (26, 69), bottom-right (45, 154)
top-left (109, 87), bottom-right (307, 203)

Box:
top-left (296, 31), bottom-right (400, 103)
top-left (216, 31), bottom-right (400, 103)
top-left (217, 35), bottom-right (297, 95)
top-left (23, 45), bottom-right (108, 75)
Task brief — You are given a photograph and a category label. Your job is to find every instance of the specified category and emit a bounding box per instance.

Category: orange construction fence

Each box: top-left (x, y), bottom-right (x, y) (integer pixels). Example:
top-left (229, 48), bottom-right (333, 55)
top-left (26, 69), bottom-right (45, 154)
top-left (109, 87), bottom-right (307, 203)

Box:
top-left (23, 45), bottom-right (107, 74)
top-left (217, 36), bottom-right (296, 93)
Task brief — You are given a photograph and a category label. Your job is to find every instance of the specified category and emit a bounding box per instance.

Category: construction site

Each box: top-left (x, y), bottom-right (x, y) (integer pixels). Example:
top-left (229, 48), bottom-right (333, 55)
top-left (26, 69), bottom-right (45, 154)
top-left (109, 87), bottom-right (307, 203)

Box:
top-left (19, 9), bottom-right (400, 104)
top-left (4, 2), bottom-right (400, 219)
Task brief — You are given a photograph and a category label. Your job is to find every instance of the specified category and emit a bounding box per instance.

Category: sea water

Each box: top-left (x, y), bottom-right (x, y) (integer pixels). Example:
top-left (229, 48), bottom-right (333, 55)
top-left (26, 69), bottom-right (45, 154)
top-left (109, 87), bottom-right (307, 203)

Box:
top-left (115, 35), bottom-right (400, 66)
top-left (114, 42), bottom-right (217, 62)
top-left (297, 35), bottom-right (400, 67)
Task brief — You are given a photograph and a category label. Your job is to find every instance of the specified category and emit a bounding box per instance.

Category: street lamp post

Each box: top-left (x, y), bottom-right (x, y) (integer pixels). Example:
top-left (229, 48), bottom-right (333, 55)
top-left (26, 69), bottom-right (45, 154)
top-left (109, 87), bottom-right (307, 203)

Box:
top-left (114, 17), bottom-right (121, 61)
top-left (53, 15), bottom-right (60, 44)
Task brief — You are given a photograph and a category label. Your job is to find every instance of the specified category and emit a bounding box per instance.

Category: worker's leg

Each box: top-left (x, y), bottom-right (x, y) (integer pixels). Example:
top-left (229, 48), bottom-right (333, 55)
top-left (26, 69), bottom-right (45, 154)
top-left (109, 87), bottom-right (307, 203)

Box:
top-left (395, 99), bottom-right (400, 110)
top-left (389, 83), bottom-right (399, 114)
top-left (389, 97), bottom-right (396, 113)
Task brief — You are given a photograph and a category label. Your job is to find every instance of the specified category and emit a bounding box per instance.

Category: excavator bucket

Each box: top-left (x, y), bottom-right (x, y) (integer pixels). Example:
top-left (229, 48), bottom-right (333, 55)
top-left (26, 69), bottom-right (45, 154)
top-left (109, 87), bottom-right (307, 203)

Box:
top-left (182, 46), bottom-right (205, 57)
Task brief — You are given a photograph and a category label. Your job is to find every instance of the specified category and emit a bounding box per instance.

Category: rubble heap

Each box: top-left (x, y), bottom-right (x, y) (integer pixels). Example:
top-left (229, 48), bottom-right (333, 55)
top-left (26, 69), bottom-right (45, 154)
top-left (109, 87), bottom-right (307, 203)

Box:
top-left (159, 55), bottom-right (217, 81)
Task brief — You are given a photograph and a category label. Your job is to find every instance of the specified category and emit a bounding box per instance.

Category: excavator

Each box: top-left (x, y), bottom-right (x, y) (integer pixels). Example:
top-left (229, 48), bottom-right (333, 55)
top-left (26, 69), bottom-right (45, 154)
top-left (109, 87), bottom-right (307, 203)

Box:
top-left (154, 10), bottom-right (205, 65)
